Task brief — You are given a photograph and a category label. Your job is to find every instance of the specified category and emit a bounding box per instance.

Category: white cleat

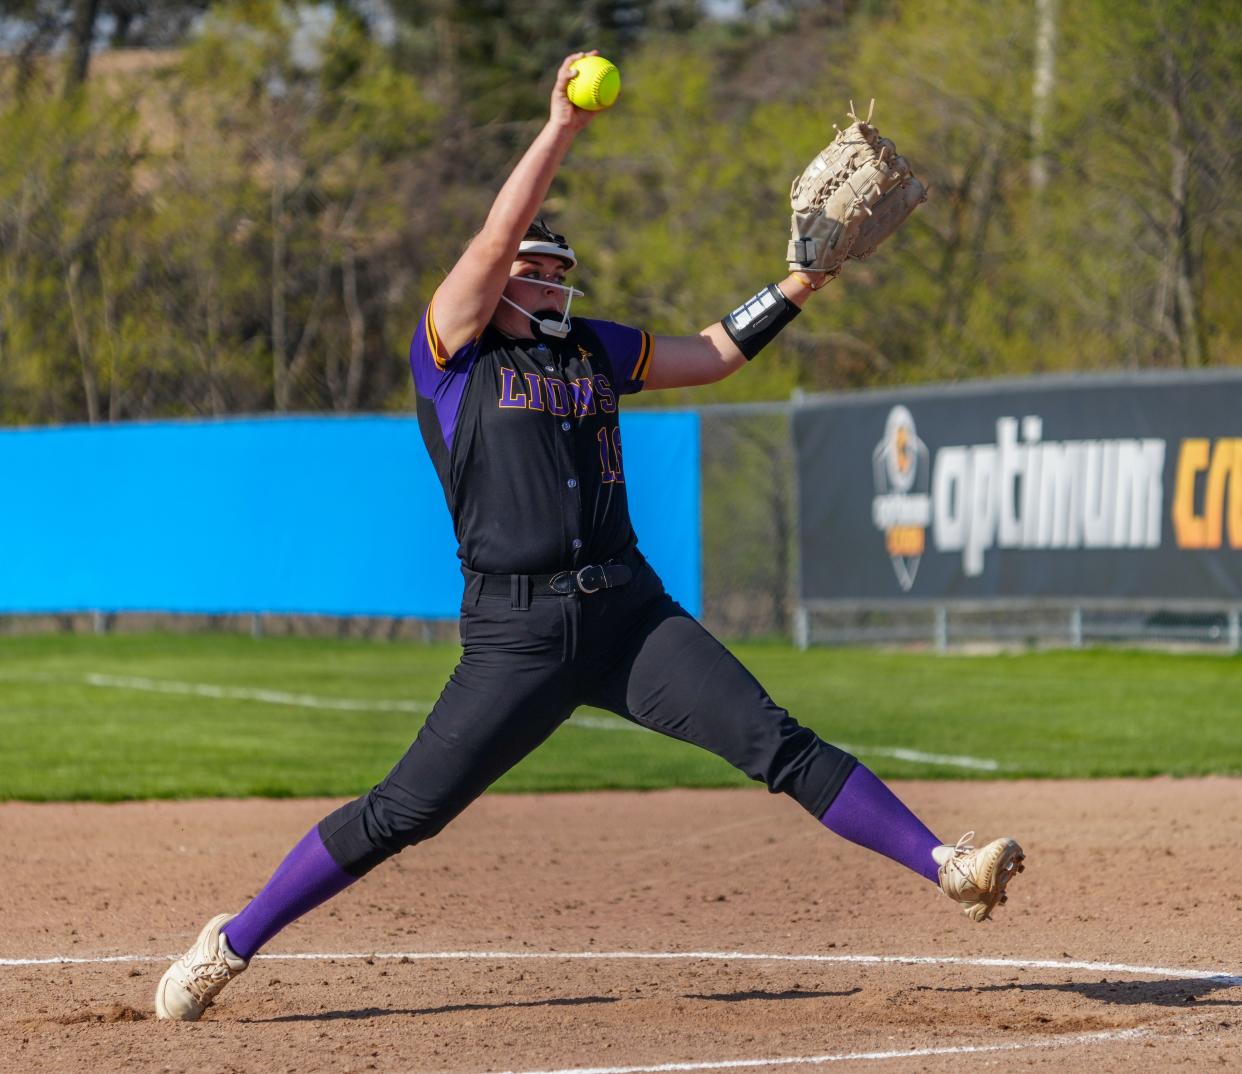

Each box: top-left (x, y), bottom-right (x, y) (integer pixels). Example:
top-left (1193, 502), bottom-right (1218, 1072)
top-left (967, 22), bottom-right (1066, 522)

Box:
top-left (933, 832), bottom-right (1025, 922)
top-left (154, 913), bottom-right (248, 1020)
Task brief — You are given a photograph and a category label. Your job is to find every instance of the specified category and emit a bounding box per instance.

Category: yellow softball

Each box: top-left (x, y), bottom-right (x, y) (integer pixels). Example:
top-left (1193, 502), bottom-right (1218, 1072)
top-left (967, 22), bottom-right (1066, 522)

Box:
top-left (566, 56), bottom-right (620, 112)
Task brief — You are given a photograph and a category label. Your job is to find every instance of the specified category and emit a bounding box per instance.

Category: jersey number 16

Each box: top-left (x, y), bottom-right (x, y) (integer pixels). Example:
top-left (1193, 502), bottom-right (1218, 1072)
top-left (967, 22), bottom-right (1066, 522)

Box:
top-left (597, 426), bottom-right (624, 484)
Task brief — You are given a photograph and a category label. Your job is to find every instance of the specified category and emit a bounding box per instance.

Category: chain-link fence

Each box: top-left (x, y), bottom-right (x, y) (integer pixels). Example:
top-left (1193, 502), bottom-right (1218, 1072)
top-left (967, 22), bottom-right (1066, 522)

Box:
top-left (794, 602), bottom-right (1242, 652)
top-left (697, 402), bottom-right (797, 640)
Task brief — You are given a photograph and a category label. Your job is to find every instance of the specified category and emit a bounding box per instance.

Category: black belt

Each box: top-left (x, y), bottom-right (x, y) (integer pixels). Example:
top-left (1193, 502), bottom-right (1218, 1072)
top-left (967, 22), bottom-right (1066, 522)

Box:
top-left (471, 553), bottom-right (638, 601)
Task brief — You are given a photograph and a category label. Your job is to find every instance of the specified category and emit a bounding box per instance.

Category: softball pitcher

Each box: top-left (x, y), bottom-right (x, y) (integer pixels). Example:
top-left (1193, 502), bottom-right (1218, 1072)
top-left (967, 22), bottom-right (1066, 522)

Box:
top-left (155, 51), bottom-right (1024, 1021)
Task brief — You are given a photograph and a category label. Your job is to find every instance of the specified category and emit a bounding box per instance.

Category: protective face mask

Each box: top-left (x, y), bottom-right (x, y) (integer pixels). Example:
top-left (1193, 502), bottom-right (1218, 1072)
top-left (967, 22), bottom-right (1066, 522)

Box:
top-left (500, 276), bottom-right (584, 339)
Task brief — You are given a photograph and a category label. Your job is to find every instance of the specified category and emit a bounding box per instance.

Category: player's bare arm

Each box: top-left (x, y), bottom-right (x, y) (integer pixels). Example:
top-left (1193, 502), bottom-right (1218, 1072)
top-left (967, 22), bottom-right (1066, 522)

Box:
top-left (644, 271), bottom-right (829, 391)
top-left (431, 52), bottom-right (602, 357)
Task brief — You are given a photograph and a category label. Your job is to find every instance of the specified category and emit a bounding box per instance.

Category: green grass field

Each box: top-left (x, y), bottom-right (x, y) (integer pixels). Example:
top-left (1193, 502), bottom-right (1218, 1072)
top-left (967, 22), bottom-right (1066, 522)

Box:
top-left (0, 633), bottom-right (1238, 800)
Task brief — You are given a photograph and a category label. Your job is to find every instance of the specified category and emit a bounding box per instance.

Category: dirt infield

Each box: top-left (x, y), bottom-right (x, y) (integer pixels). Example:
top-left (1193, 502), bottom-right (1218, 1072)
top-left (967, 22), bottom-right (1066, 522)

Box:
top-left (3, 779), bottom-right (1240, 1073)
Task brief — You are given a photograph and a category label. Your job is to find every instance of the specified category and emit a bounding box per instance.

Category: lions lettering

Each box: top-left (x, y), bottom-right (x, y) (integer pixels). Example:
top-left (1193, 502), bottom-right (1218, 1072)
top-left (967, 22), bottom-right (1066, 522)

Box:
top-left (498, 369), bottom-right (617, 416)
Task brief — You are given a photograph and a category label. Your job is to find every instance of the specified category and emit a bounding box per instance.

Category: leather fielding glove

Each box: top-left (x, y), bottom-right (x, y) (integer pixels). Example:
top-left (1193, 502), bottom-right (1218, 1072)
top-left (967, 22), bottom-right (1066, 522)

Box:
top-left (787, 101), bottom-right (927, 277)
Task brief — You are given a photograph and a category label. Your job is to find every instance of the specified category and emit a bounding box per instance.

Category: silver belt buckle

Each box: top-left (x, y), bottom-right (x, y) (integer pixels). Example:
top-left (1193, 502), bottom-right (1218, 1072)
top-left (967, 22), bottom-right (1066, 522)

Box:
top-left (575, 566), bottom-right (602, 594)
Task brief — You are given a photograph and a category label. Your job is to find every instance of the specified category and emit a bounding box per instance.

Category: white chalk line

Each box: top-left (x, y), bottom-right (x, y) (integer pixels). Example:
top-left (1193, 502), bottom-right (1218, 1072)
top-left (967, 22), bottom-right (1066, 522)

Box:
top-left (477, 1028), bottom-right (1150, 1074)
top-left (82, 672), bottom-right (431, 713)
top-left (0, 669), bottom-right (431, 713)
top-left (836, 742), bottom-right (999, 772)
top-left (4, 948), bottom-right (1225, 1073)
top-left (4, 949), bottom-right (1240, 986)
top-left (1, 671), bottom-right (1000, 771)
top-left (567, 713), bottom-right (999, 772)
top-left (8, 674), bottom-right (630, 725)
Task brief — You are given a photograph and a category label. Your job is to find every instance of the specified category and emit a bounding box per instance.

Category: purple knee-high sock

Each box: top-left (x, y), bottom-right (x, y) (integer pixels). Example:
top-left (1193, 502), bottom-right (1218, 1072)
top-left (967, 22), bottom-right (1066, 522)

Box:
top-left (222, 827), bottom-right (356, 960)
top-left (820, 763), bottom-right (942, 884)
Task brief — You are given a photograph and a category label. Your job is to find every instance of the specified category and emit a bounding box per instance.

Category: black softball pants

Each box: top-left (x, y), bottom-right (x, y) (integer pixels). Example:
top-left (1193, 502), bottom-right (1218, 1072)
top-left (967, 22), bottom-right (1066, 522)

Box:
top-left (319, 556), bottom-right (857, 876)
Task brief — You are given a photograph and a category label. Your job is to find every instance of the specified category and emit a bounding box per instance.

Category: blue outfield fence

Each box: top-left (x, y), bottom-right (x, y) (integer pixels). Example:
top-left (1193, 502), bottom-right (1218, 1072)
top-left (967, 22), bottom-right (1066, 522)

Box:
top-left (0, 413), bottom-right (700, 619)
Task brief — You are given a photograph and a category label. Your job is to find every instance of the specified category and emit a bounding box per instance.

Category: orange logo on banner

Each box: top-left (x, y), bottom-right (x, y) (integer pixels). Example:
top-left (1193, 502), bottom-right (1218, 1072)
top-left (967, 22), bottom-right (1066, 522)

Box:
top-left (1172, 438), bottom-right (1242, 549)
top-left (871, 406), bottom-right (931, 591)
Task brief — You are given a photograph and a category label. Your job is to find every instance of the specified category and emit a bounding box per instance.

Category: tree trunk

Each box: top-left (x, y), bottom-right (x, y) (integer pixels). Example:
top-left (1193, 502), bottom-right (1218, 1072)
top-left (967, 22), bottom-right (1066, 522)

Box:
top-left (16, 16), bottom-right (60, 100)
top-left (933, 139), bottom-right (999, 351)
top-left (64, 0), bottom-right (101, 97)
top-left (207, 276), bottom-right (226, 415)
top-left (271, 161), bottom-right (288, 410)
top-left (1158, 49), bottom-right (1203, 367)
top-left (966, 138), bottom-right (1002, 299)
top-left (64, 258), bottom-right (101, 424)
top-left (288, 242), bottom-right (332, 400)
top-left (1175, 221), bottom-right (1203, 367)
top-left (433, 13), bottom-right (457, 109)
top-left (342, 247), bottom-right (366, 411)
top-left (199, 269), bottom-right (227, 415)
top-left (1030, 0), bottom-right (1057, 192)
top-left (112, 6), bottom-right (135, 47)
top-left (99, 253), bottom-right (120, 422)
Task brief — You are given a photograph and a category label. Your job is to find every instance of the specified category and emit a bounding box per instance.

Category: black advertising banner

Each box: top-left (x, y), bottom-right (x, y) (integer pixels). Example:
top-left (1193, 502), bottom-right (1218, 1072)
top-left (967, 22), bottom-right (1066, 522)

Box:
top-left (795, 372), bottom-right (1242, 603)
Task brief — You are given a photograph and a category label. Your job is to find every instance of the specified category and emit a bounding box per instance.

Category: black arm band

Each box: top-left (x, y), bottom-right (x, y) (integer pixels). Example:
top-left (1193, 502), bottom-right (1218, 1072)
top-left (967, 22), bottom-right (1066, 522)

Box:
top-left (720, 284), bottom-right (801, 361)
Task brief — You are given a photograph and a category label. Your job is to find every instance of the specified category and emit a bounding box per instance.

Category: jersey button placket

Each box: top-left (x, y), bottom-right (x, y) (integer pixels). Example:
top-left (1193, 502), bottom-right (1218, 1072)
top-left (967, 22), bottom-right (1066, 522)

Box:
top-left (556, 348), bottom-right (584, 565)
top-left (564, 471), bottom-right (581, 564)
top-left (560, 436), bottom-right (581, 563)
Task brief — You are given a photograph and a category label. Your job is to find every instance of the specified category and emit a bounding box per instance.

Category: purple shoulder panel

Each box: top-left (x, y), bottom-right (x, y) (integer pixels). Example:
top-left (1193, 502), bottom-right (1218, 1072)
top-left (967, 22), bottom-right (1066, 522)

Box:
top-left (410, 305), bottom-right (480, 452)
top-left (579, 318), bottom-right (652, 396)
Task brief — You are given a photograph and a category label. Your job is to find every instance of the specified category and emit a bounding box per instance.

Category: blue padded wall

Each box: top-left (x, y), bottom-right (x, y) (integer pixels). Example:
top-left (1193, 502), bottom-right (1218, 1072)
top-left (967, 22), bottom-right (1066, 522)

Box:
top-left (0, 413), bottom-right (700, 618)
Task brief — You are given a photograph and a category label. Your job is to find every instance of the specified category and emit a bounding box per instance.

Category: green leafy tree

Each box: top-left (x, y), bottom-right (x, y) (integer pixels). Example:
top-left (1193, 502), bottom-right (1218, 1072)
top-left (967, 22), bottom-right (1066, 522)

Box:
top-left (177, 0), bottom-right (440, 411)
top-left (1052, 0), bottom-right (1242, 368)
top-left (3, 0), bottom-right (1240, 427)
top-left (389, 0), bottom-right (702, 122)
top-left (0, 88), bottom-right (153, 423)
